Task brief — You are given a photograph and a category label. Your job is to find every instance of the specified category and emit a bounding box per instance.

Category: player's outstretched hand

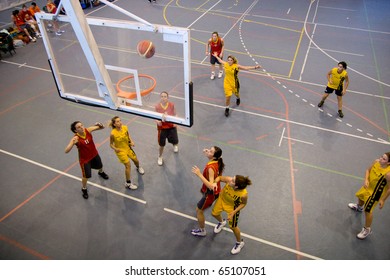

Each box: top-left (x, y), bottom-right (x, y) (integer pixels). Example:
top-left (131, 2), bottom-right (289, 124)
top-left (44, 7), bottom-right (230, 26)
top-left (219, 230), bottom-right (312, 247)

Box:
top-left (95, 122), bottom-right (104, 129)
top-left (192, 165), bottom-right (201, 176)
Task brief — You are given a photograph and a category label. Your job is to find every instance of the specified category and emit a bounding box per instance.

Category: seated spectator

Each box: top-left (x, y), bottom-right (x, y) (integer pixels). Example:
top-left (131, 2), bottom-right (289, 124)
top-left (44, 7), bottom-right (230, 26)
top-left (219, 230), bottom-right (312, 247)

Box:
top-left (46, 0), bottom-right (64, 36)
top-left (29, 2), bottom-right (41, 20)
top-left (20, 4), bottom-right (41, 38)
top-left (11, 10), bottom-right (36, 42)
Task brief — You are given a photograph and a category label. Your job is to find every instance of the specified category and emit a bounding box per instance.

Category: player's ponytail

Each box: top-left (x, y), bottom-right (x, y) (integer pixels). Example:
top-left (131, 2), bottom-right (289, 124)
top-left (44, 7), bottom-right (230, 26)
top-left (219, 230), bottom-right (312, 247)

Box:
top-left (110, 116), bottom-right (120, 129)
top-left (213, 146), bottom-right (225, 175)
top-left (235, 175), bottom-right (252, 189)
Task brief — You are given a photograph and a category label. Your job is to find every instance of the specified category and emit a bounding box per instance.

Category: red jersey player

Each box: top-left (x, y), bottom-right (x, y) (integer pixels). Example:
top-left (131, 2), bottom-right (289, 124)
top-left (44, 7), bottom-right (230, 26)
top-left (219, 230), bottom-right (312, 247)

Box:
top-left (206, 31), bottom-right (225, 80)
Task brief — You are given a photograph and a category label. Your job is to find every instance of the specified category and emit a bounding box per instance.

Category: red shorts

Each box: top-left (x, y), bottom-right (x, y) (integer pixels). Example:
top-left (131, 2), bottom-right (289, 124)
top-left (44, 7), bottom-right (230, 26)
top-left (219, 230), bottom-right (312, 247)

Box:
top-left (197, 191), bottom-right (219, 210)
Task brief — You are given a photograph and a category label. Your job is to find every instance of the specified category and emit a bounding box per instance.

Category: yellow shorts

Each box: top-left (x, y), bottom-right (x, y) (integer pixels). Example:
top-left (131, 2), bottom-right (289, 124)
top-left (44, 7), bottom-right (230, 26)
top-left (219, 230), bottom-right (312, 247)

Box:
top-left (116, 147), bottom-right (137, 164)
top-left (212, 198), bottom-right (240, 228)
top-left (224, 85), bottom-right (238, 98)
top-left (356, 186), bottom-right (377, 214)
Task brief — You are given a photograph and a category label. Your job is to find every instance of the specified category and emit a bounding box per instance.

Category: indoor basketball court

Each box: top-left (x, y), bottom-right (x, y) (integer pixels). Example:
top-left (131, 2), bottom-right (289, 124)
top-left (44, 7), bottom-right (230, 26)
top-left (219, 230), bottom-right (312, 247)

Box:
top-left (0, 0), bottom-right (389, 261)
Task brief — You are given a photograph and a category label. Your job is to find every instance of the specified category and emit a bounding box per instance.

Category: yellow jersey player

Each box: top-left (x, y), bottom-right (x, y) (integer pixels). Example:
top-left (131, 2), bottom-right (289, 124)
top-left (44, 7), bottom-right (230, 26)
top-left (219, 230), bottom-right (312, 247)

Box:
top-left (212, 175), bottom-right (252, 254)
top-left (109, 116), bottom-right (144, 190)
top-left (348, 152), bottom-right (390, 239)
top-left (318, 61), bottom-right (349, 118)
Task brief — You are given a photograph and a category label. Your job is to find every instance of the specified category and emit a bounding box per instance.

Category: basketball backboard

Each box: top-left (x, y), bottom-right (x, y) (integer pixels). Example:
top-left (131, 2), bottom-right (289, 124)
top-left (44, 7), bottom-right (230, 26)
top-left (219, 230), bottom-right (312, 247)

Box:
top-left (36, 0), bottom-right (193, 126)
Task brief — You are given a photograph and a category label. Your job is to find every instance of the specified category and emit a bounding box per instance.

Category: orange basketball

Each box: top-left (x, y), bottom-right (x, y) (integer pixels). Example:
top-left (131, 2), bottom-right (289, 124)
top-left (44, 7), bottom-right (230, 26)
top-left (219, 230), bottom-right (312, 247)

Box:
top-left (137, 40), bottom-right (155, 59)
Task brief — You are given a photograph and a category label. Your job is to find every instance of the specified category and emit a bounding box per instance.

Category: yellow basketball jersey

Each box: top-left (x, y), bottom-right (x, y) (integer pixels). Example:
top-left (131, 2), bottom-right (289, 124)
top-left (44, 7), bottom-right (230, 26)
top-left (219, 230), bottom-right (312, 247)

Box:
top-left (111, 125), bottom-right (130, 150)
top-left (327, 67), bottom-right (348, 90)
top-left (224, 62), bottom-right (239, 92)
top-left (356, 161), bottom-right (390, 212)
top-left (367, 161), bottom-right (390, 193)
top-left (221, 183), bottom-right (247, 208)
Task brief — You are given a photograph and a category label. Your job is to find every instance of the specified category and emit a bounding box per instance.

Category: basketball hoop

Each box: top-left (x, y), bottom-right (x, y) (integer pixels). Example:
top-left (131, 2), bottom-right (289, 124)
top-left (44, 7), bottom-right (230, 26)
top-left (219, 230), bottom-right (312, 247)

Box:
top-left (116, 74), bottom-right (156, 100)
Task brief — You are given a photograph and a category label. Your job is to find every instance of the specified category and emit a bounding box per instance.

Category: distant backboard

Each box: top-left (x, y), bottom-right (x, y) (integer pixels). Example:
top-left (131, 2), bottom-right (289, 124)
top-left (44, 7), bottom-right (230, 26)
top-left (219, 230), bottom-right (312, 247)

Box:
top-left (36, 0), bottom-right (193, 126)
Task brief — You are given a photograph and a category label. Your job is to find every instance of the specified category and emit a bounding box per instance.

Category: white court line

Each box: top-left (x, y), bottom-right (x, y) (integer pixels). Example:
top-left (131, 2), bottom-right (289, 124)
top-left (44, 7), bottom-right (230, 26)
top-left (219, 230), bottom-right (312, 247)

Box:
top-left (187, 0), bottom-right (222, 29)
top-left (314, 22), bottom-right (390, 35)
top-left (303, 1), bottom-right (390, 88)
top-left (164, 208), bottom-right (323, 260)
top-left (201, 0), bottom-right (258, 64)
top-left (310, 47), bottom-right (365, 57)
top-left (204, 0), bottom-right (386, 147)
top-left (278, 127), bottom-right (285, 147)
top-left (300, 18), bottom-right (316, 81)
top-left (2, 57), bottom-right (389, 143)
top-left (3, 53), bottom-right (389, 100)
top-left (215, 0), bottom-right (381, 34)
top-left (193, 99), bottom-right (390, 145)
top-left (0, 149), bottom-right (147, 205)
top-left (3, 57), bottom-right (389, 144)
top-left (223, 0), bottom-right (258, 40)
top-left (318, 6), bottom-right (357, 12)
top-left (245, 10), bottom-right (390, 35)
top-left (312, 0), bottom-right (319, 24)
top-left (283, 137), bottom-right (314, 145)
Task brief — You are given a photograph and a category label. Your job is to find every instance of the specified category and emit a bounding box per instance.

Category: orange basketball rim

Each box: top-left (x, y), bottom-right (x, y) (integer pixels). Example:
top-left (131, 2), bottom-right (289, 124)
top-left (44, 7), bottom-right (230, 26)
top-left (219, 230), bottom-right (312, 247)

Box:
top-left (116, 74), bottom-right (157, 100)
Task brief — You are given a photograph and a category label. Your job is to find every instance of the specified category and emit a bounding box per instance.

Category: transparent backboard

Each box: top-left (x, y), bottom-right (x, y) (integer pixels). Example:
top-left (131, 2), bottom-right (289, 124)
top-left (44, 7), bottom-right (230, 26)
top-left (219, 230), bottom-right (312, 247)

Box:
top-left (36, 0), bottom-right (193, 126)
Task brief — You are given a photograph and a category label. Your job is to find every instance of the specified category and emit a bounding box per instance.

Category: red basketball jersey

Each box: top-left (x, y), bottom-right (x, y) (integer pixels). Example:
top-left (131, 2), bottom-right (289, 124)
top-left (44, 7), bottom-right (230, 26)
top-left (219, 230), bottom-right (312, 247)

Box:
top-left (76, 129), bottom-right (98, 164)
top-left (210, 37), bottom-right (223, 56)
top-left (200, 160), bottom-right (221, 195)
top-left (155, 102), bottom-right (175, 129)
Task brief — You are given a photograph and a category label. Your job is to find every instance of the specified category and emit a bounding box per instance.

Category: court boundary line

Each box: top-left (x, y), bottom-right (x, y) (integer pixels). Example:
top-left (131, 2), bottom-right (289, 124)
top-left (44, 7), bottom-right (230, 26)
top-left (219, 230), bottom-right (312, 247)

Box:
top-left (2, 54), bottom-right (389, 100)
top-left (184, 3), bottom-right (390, 35)
top-left (310, 47), bottom-right (365, 57)
top-left (164, 208), bottom-right (323, 260)
top-left (193, 99), bottom-right (390, 145)
top-left (1, 57), bottom-right (388, 144)
top-left (318, 5), bottom-right (357, 12)
top-left (0, 149), bottom-right (147, 205)
top-left (248, 10), bottom-right (390, 35)
top-left (186, 0), bottom-right (222, 29)
top-left (237, 15), bottom-right (304, 256)
top-left (300, 2), bottom-right (317, 81)
top-left (67, 101), bottom-right (365, 181)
